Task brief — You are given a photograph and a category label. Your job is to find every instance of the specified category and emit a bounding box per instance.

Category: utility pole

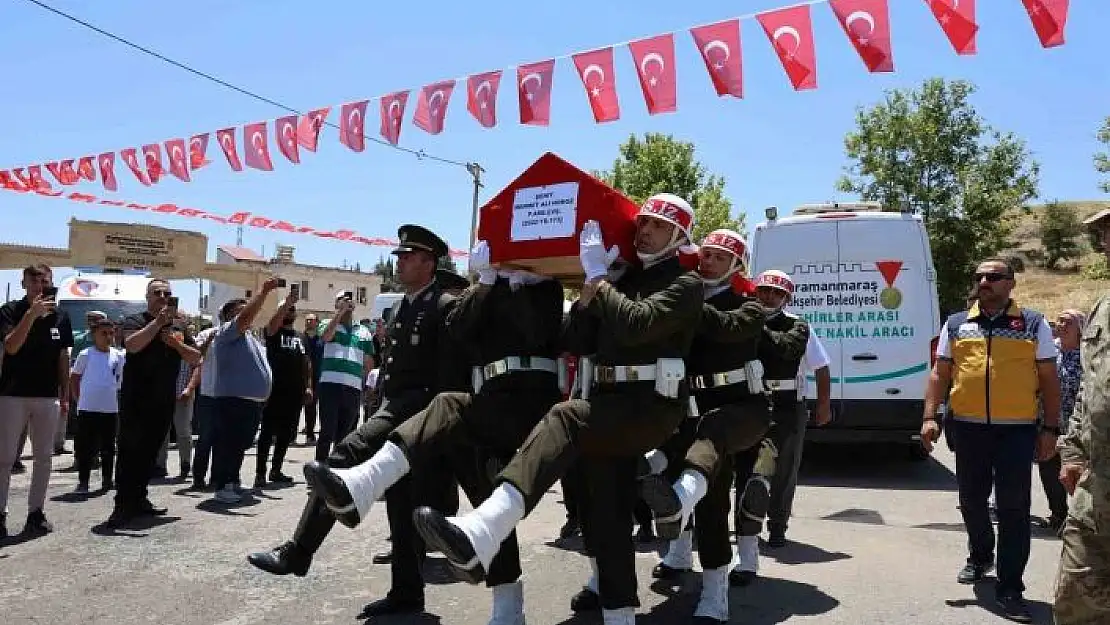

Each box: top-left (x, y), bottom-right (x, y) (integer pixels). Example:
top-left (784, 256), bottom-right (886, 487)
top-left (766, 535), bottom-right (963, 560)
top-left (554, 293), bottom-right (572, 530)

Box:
top-left (236, 225), bottom-right (243, 246)
top-left (466, 162), bottom-right (485, 252)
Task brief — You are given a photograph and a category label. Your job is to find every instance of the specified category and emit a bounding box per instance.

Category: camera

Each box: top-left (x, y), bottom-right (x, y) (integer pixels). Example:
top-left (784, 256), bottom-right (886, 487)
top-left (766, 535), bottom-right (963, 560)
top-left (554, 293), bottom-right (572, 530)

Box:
top-left (276, 278), bottom-right (287, 288)
top-left (42, 286), bottom-right (58, 299)
top-left (168, 296), bottom-right (179, 308)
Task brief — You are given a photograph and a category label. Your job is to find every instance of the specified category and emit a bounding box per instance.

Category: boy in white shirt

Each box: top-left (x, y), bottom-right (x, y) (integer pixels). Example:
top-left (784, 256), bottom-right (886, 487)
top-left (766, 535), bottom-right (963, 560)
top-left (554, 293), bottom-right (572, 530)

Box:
top-left (69, 318), bottom-right (125, 493)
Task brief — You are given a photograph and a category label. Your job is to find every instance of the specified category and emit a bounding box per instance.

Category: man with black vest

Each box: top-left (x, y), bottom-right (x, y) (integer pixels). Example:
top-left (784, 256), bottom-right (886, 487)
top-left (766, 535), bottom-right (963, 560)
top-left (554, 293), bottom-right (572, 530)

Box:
top-left (413, 195), bottom-right (705, 625)
top-left (248, 224), bottom-right (457, 618)
top-left (304, 239), bottom-right (565, 625)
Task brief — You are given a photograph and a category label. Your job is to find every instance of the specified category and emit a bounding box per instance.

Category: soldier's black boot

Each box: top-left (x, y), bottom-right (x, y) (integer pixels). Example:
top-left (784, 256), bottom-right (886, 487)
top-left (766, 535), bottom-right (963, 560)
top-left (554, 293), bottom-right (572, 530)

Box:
top-left (248, 541), bottom-right (312, 576)
top-left (247, 496), bottom-right (334, 576)
top-left (652, 563), bottom-right (688, 580)
top-left (639, 474), bottom-right (684, 540)
top-left (303, 461), bottom-right (360, 528)
top-left (570, 588), bottom-right (600, 612)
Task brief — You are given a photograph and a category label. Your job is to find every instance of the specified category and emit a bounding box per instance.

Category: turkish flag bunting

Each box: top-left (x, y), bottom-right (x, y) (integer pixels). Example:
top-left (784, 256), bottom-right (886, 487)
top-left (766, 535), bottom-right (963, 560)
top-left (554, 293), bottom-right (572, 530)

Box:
top-left (97, 153), bottom-right (118, 191)
top-left (517, 60), bottom-right (555, 126)
top-left (189, 133), bottom-right (211, 170)
top-left (379, 92), bottom-right (409, 146)
top-left (414, 81), bottom-right (456, 135)
top-left (757, 5), bottom-right (818, 91)
top-left (163, 138), bottom-right (191, 182)
top-left (120, 149), bottom-right (150, 185)
top-left (927, 0), bottom-right (977, 55)
top-left (339, 100), bottom-right (369, 152)
top-left (0, 171), bottom-right (25, 191)
top-left (142, 144), bottom-right (164, 184)
top-left (27, 166), bottom-right (52, 190)
top-left (572, 47), bottom-right (620, 123)
top-left (11, 168), bottom-right (33, 189)
top-left (830, 0), bottom-right (895, 72)
top-left (243, 122), bottom-right (274, 171)
top-left (628, 34), bottom-right (677, 115)
top-left (77, 156), bottom-right (96, 182)
top-left (691, 20), bottom-right (744, 98)
top-left (275, 115), bottom-right (301, 164)
top-left (1021, 0), bottom-right (1068, 48)
top-left (46, 162), bottom-right (77, 185)
top-left (297, 107), bottom-right (330, 152)
top-left (60, 160), bottom-right (80, 184)
top-left (467, 71), bottom-right (502, 129)
top-left (216, 128), bottom-right (243, 171)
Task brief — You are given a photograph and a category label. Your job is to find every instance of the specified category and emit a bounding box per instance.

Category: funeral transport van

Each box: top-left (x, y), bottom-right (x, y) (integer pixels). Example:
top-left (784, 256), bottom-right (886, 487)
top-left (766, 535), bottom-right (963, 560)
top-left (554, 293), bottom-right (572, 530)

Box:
top-left (749, 202), bottom-right (941, 459)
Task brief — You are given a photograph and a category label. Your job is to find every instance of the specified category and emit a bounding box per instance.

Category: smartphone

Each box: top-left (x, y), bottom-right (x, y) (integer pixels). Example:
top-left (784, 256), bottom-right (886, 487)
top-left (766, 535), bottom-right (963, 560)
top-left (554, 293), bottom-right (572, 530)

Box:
top-left (42, 286), bottom-right (58, 299)
top-left (342, 290), bottom-right (354, 301)
top-left (168, 296), bottom-right (179, 308)
top-left (290, 283), bottom-right (300, 298)
top-left (276, 278), bottom-right (287, 288)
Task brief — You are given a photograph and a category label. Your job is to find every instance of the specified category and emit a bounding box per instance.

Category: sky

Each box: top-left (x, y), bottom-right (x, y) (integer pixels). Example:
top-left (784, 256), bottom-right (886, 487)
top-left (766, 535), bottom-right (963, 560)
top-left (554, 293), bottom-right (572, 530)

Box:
top-left (0, 0), bottom-right (1106, 311)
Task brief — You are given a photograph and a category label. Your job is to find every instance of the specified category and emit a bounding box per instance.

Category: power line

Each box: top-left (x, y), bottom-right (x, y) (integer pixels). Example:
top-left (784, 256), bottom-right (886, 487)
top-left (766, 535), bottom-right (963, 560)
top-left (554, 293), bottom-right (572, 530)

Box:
top-left (19, 0), bottom-right (471, 170)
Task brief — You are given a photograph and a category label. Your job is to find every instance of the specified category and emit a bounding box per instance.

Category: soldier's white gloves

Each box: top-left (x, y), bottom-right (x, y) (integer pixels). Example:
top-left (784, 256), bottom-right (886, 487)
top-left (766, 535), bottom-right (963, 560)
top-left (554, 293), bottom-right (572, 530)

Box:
top-left (579, 220), bottom-right (620, 282)
top-left (507, 270), bottom-right (548, 290)
top-left (469, 240), bottom-right (497, 286)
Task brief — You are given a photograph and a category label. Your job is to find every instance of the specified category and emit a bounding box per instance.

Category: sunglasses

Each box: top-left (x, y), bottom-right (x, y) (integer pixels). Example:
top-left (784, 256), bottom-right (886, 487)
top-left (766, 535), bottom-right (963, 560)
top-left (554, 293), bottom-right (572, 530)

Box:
top-left (152, 289), bottom-right (173, 298)
top-left (973, 272), bottom-right (1011, 283)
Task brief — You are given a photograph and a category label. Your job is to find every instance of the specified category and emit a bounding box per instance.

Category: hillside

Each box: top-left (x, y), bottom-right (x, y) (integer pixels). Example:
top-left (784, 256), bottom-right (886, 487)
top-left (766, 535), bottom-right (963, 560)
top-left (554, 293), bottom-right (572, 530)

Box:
top-left (1006, 200), bottom-right (1109, 314)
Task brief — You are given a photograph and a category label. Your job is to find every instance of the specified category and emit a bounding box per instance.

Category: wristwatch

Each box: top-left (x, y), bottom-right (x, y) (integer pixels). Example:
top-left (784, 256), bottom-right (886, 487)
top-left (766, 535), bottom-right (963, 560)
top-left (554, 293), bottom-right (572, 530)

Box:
top-left (1040, 425), bottom-right (1062, 436)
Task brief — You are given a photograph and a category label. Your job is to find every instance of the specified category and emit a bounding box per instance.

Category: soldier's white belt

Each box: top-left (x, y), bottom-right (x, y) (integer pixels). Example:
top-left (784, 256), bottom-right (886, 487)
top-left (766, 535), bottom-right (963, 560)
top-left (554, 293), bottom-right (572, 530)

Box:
top-left (764, 379), bottom-right (797, 392)
top-left (689, 367), bottom-right (750, 390)
top-left (593, 364), bottom-right (658, 383)
top-left (591, 358), bottom-right (685, 399)
top-left (479, 356), bottom-right (559, 380)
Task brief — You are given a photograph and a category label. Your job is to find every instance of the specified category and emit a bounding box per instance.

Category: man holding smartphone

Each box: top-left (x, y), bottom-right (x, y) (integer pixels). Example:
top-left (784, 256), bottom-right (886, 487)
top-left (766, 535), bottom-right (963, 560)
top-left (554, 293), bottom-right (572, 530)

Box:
top-left (0, 264), bottom-right (73, 537)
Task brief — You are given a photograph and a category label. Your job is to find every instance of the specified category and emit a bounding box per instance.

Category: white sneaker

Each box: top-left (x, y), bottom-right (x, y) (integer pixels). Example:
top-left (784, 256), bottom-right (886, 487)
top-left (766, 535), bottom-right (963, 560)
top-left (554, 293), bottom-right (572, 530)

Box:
top-left (215, 484), bottom-right (242, 504)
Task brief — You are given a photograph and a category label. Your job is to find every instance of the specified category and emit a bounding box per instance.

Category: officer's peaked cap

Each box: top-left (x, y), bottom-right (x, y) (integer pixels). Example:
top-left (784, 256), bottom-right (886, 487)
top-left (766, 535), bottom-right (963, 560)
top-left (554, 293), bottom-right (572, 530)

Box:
top-left (392, 224), bottom-right (449, 259)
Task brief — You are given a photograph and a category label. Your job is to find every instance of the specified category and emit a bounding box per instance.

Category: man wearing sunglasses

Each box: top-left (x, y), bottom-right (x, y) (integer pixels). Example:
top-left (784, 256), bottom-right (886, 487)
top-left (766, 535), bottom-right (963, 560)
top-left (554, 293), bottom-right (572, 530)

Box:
top-left (921, 257), bottom-right (1061, 623)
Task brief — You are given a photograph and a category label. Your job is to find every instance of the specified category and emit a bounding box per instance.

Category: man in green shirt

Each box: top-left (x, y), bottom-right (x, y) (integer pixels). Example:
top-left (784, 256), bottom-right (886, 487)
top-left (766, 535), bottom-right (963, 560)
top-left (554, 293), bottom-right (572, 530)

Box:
top-left (314, 292), bottom-right (376, 462)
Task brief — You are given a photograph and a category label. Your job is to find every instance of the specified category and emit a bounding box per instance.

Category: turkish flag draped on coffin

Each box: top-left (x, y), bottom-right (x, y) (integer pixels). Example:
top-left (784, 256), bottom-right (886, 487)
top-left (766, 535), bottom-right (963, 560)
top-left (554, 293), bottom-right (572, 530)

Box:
top-left (829, 0), bottom-right (895, 72)
top-left (572, 47), bottom-right (620, 123)
top-left (517, 60), bottom-right (555, 126)
top-left (690, 19), bottom-right (744, 98)
top-left (628, 34), bottom-right (677, 115)
top-left (757, 4), bottom-right (819, 91)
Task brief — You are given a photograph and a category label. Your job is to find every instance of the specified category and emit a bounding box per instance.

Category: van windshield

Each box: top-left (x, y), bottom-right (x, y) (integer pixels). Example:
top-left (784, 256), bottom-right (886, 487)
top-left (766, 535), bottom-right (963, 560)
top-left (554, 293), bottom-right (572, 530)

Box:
top-left (60, 300), bottom-right (149, 334)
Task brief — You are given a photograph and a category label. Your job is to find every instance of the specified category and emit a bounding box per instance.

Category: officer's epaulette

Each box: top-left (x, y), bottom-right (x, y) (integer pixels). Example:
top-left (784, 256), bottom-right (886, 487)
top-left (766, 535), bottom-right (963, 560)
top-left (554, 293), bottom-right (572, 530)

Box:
top-left (782, 310), bottom-right (800, 319)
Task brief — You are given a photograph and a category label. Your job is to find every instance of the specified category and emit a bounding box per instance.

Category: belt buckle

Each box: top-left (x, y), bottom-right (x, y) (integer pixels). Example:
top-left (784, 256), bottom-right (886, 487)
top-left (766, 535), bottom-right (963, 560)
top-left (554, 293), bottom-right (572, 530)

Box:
top-left (624, 366), bottom-right (640, 382)
top-left (596, 366), bottom-right (616, 384)
top-left (518, 355), bottom-right (532, 369)
top-left (484, 360), bottom-right (508, 379)
top-left (766, 379), bottom-right (782, 390)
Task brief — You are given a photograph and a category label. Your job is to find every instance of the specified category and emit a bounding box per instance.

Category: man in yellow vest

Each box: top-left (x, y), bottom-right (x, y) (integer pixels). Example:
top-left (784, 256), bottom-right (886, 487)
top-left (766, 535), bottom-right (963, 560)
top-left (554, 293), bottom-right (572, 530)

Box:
top-left (921, 256), bottom-right (1061, 624)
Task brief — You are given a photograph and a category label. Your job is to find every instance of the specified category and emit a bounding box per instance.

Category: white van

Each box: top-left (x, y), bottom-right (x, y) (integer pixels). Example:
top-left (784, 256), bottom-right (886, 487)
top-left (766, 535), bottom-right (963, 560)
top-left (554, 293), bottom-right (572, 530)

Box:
top-left (749, 202), bottom-right (942, 457)
top-left (56, 272), bottom-right (151, 336)
top-left (371, 292), bottom-right (405, 322)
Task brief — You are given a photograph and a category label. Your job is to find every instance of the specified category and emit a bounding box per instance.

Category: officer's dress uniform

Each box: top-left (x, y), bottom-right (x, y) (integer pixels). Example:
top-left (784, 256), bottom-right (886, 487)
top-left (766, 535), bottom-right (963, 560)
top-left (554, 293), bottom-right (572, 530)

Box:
top-left (248, 225), bottom-right (456, 617)
top-left (414, 255), bottom-right (703, 618)
top-left (732, 311), bottom-right (810, 582)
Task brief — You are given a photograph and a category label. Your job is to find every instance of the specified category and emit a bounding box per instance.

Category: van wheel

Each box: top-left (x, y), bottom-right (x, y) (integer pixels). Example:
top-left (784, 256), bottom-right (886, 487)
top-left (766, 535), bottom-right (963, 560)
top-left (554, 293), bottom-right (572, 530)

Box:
top-left (907, 444), bottom-right (930, 462)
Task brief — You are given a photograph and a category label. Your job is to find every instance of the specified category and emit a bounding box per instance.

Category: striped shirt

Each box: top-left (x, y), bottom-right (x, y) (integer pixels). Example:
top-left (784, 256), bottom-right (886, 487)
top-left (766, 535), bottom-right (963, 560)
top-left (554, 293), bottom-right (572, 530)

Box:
top-left (319, 321), bottom-right (375, 389)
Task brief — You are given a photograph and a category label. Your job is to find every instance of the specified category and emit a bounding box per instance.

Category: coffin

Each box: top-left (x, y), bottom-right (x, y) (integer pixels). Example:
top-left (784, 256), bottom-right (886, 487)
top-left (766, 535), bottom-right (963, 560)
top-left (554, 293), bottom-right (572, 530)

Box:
top-left (476, 152), bottom-right (640, 279)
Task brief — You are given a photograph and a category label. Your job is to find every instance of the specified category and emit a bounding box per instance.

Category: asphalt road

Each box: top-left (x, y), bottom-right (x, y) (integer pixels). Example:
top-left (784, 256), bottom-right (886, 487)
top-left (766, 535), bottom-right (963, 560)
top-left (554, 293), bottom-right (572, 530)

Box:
top-left (0, 438), bottom-right (1065, 624)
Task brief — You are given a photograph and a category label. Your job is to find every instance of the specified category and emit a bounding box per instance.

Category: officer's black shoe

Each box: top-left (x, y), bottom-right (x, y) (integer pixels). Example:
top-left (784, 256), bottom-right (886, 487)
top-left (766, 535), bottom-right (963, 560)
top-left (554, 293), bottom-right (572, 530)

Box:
top-left (956, 559), bottom-right (994, 584)
top-left (137, 500), bottom-right (168, 516)
top-left (247, 541), bottom-right (312, 577)
top-left (569, 588), bottom-right (600, 612)
top-left (24, 509), bottom-right (54, 535)
top-left (995, 593), bottom-right (1032, 623)
top-left (729, 570), bottom-right (757, 587)
top-left (357, 593), bottom-right (424, 618)
top-left (559, 518), bottom-right (580, 539)
top-left (766, 530), bottom-right (787, 548)
top-left (652, 563), bottom-right (688, 580)
top-left (639, 474), bottom-right (683, 540)
top-left (412, 505), bottom-right (486, 585)
top-left (372, 549), bottom-right (392, 564)
top-left (303, 461), bottom-right (360, 528)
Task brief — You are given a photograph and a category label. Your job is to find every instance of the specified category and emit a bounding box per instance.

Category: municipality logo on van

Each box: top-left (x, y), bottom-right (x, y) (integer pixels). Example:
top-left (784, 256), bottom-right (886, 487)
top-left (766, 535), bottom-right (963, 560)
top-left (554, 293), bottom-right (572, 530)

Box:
top-left (875, 260), bottom-right (903, 310)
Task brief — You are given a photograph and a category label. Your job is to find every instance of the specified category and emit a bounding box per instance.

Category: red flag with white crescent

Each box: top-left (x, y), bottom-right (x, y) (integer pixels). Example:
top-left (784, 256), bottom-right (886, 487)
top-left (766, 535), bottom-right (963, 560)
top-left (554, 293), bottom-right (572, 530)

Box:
top-left (275, 115), bottom-right (300, 164)
top-left (1021, 0), bottom-right (1068, 48)
top-left (757, 5), bottom-right (818, 91)
top-left (572, 47), bottom-right (620, 123)
top-left (0, 171), bottom-right (26, 191)
top-left (77, 156), bottom-right (97, 182)
top-left (628, 34), bottom-right (677, 115)
top-left (297, 107), bottom-right (330, 152)
top-left (379, 91), bottom-right (409, 145)
top-left (28, 165), bottom-right (51, 190)
top-left (467, 71), bottom-right (502, 129)
top-left (46, 162), bottom-right (73, 185)
top-left (339, 100), bottom-right (369, 152)
top-left (189, 133), bottom-right (211, 170)
top-left (59, 159), bottom-right (79, 184)
top-left (97, 153), bottom-right (118, 191)
top-left (830, 0), bottom-right (895, 73)
top-left (243, 122), bottom-right (274, 171)
top-left (120, 149), bottom-right (151, 185)
top-left (11, 168), bottom-right (32, 189)
top-left (163, 138), bottom-right (191, 182)
top-left (690, 20), bottom-right (744, 98)
top-left (216, 128), bottom-right (243, 171)
top-left (142, 144), bottom-right (165, 183)
top-left (517, 60), bottom-right (555, 126)
top-left (414, 81), bottom-right (456, 135)
top-left (927, 0), bottom-right (977, 55)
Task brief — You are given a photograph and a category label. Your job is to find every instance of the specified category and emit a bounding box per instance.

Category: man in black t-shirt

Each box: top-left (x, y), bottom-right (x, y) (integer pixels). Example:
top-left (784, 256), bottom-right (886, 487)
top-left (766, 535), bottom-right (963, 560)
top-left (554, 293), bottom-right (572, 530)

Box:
top-left (0, 264), bottom-right (73, 537)
top-left (108, 279), bottom-right (200, 528)
top-left (256, 290), bottom-right (312, 487)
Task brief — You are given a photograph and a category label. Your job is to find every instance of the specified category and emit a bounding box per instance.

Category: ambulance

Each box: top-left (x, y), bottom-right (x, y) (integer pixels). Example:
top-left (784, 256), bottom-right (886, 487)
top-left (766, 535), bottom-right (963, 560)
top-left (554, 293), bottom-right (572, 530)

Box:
top-left (749, 202), bottom-right (942, 459)
top-left (56, 272), bottom-right (151, 338)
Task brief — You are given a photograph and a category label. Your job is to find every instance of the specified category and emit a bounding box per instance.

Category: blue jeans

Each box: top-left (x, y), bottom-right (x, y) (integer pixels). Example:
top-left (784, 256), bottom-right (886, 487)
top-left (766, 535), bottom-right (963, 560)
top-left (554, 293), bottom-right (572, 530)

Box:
top-left (192, 395), bottom-right (217, 483)
top-left (210, 397), bottom-right (264, 489)
top-left (314, 383), bottom-right (361, 462)
top-left (950, 419), bottom-right (1037, 596)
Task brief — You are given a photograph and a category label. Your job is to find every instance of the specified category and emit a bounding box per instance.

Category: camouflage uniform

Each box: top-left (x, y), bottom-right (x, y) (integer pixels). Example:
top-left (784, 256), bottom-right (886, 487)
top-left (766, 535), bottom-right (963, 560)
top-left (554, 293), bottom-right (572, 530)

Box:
top-left (1053, 292), bottom-right (1110, 624)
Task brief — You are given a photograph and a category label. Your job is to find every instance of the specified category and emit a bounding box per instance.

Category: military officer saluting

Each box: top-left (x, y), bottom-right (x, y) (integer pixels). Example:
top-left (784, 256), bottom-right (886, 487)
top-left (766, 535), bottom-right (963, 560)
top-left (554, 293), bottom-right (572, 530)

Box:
top-left (413, 194), bottom-right (705, 625)
top-left (248, 224), bottom-right (458, 619)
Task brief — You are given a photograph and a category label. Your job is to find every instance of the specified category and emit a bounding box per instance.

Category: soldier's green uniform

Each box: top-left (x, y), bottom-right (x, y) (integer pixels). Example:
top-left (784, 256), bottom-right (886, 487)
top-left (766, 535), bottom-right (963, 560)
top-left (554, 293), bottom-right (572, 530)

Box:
top-left (415, 254), bottom-right (704, 612)
top-left (1054, 293), bottom-right (1110, 623)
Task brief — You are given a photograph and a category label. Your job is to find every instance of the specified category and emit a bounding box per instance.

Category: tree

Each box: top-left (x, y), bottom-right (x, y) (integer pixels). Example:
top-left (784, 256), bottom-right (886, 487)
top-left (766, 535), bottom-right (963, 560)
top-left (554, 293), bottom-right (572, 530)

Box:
top-left (1096, 117), bottom-right (1110, 193)
top-left (597, 133), bottom-right (743, 241)
top-left (1039, 201), bottom-right (1083, 269)
top-left (837, 78), bottom-right (1040, 313)
top-left (373, 256), bottom-right (397, 292)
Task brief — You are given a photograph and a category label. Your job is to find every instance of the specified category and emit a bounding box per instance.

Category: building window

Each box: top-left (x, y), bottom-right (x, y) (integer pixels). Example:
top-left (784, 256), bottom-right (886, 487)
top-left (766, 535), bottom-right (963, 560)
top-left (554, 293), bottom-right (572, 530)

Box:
top-left (299, 280), bottom-right (310, 300)
top-left (245, 289), bottom-right (252, 298)
top-left (357, 286), bottom-right (368, 305)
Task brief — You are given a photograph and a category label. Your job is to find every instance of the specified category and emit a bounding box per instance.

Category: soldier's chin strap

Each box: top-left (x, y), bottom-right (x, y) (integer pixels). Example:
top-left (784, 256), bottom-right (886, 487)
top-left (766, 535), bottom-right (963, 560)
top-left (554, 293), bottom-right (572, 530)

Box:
top-left (700, 256), bottom-right (746, 289)
top-left (637, 229), bottom-right (694, 268)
